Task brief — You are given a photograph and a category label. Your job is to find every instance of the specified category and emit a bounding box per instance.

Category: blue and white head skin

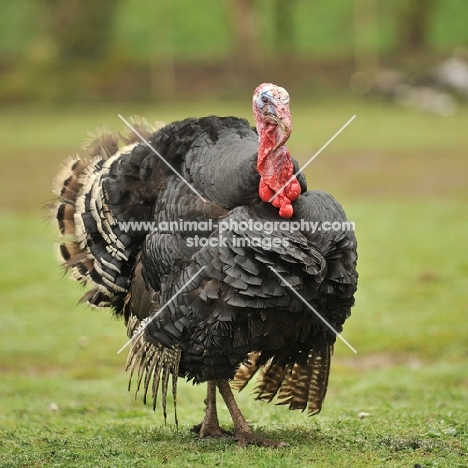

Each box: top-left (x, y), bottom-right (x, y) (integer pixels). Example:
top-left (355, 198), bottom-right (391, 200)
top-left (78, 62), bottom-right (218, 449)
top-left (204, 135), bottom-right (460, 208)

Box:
top-left (253, 83), bottom-right (291, 137)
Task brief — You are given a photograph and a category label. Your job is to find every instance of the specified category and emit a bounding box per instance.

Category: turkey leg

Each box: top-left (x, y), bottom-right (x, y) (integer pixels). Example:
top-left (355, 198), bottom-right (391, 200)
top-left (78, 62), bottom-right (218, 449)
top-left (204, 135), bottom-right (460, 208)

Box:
top-left (191, 381), bottom-right (232, 438)
top-left (216, 379), bottom-right (288, 447)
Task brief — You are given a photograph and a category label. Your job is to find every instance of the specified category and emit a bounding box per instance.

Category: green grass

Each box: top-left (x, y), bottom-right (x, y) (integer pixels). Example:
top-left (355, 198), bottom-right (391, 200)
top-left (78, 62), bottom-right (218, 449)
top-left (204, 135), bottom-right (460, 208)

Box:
top-left (1, 100), bottom-right (467, 467)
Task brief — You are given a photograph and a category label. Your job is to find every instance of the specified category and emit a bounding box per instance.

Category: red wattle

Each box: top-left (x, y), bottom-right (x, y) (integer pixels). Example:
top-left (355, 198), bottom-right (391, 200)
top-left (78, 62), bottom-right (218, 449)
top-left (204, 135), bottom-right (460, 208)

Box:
top-left (254, 106), bottom-right (297, 220)
top-left (271, 197), bottom-right (281, 208)
top-left (258, 178), bottom-right (275, 202)
top-left (285, 178), bottom-right (301, 202)
top-left (279, 203), bottom-right (293, 219)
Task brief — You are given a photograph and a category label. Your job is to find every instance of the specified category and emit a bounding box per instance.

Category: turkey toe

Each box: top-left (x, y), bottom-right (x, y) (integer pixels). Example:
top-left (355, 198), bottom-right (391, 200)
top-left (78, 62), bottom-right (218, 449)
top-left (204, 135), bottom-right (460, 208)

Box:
top-left (191, 422), bottom-right (233, 439)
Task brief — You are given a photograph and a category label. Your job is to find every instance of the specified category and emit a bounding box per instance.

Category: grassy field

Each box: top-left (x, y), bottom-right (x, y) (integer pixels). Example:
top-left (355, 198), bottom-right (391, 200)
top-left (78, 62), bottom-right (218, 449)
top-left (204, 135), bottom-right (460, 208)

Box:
top-left (0, 98), bottom-right (467, 467)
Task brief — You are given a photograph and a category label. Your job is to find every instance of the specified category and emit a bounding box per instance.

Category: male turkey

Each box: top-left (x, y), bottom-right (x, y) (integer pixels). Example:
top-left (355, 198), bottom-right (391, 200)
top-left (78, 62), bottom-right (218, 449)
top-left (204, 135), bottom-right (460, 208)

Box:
top-left (53, 83), bottom-right (358, 447)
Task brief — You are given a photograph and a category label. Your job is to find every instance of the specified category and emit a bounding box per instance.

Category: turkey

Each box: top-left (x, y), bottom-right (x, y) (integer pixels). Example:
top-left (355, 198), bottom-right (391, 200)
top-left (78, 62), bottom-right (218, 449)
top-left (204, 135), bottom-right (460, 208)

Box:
top-left (52, 83), bottom-right (358, 447)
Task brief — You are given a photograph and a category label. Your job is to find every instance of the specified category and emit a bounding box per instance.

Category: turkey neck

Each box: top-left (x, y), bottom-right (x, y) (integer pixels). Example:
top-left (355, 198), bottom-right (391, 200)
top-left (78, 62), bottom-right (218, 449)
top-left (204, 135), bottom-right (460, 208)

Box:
top-left (256, 121), bottom-right (293, 191)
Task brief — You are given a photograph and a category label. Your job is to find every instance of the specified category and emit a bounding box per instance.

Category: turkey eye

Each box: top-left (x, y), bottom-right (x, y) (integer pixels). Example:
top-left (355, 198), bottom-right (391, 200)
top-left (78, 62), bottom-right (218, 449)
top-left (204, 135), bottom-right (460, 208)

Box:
top-left (261, 96), bottom-right (269, 104)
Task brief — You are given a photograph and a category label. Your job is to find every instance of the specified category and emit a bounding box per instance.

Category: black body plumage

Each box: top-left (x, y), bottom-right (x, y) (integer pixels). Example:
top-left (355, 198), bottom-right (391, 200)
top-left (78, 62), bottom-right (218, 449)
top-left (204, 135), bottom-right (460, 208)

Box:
top-left (53, 115), bottom-right (357, 417)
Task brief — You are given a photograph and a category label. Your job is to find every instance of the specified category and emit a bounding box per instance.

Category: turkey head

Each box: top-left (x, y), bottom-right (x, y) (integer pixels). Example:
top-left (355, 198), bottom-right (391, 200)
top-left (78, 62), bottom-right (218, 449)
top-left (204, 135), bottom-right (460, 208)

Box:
top-left (252, 83), bottom-right (301, 219)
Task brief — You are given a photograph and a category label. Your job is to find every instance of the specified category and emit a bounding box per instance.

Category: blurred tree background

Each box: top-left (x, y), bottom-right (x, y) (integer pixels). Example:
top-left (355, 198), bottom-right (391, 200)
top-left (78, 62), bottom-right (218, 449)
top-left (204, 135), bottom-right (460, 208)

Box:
top-left (1, 0), bottom-right (467, 103)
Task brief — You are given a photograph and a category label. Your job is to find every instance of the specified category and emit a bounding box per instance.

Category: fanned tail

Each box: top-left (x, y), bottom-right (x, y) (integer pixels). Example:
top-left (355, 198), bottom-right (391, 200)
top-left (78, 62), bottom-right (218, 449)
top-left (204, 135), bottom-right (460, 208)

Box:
top-left (254, 346), bottom-right (332, 415)
top-left (125, 316), bottom-right (181, 425)
top-left (51, 119), bottom-right (164, 311)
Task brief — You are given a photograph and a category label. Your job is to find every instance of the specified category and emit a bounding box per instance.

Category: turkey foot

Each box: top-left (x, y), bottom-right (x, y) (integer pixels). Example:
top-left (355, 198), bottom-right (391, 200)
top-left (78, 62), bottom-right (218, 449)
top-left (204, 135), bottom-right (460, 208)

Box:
top-left (191, 421), bottom-right (232, 439)
top-left (191, 381), bottom-right (233, 439)
top-left (216, 380), bottom-right (288, 448)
